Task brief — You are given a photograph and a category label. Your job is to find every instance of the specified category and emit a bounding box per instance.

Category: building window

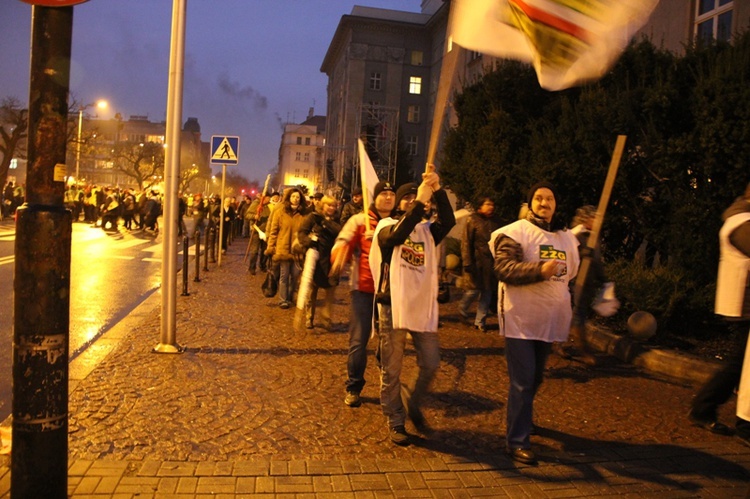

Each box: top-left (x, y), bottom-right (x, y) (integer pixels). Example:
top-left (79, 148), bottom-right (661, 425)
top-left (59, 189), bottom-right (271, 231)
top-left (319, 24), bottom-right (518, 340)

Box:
top-left (295, 152), bottom-right (301, 161)
top-left (409, 76), bottom-right (422, 95)
top-left (303, 169), bottom-right (309, 178)
top-left (303, 152), bottom-right (310, 162)
top-left (296, 137), bottom-right (302, 145)
top-left (294, 168), bottom-right (300, 177)
top-left (370, 72), bottom-right (382, 91)
top-left (696, 0), bottom-right (733, 42)
top-left (406, 136), bottom-right (418, 156)
top-left (411, 51), bottom-right (423, 66)
top-left (407, 105), bottom-right (420, 123)
top-left (305, 137), bottom-right (311, 145)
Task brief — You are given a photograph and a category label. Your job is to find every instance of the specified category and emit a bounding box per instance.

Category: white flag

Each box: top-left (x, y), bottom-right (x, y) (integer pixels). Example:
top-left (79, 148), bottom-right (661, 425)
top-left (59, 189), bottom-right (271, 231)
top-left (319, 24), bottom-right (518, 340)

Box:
top-left (449, 0), bottom-right (659, 91)
top-left (357, 139), bottom-right (380, 208)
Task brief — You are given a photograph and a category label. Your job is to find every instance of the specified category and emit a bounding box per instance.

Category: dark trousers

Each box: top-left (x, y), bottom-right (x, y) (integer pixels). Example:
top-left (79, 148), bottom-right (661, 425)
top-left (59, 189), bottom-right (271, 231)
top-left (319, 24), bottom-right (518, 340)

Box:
top-left (691, 321), bottom-right (750, 434)
top-left (247, 233), bottom-right (267, 273)
top-left (504, 338), bottom-right (551, 449)
top-left (346, 290), bottom-right (374, 394)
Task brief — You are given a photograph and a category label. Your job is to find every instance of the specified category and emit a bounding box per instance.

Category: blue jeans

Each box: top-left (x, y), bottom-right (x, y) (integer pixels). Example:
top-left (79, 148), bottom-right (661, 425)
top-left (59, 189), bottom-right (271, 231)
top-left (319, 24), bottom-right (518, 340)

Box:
top-left (346, 291), bottom-right (374, 394)
top-left (278, 260), bottom-right (300, 305)
top-left (459, 288), bottom-right (492, 327)
top-left (504, 337), bottom-right (551, 449)
top-left (377, 304), bottom-right (440, 429)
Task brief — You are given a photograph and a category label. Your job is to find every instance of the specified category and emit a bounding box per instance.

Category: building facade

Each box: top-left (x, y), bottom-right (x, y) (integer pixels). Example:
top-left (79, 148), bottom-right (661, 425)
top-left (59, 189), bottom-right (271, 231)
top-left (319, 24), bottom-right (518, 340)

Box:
top-left (69, 114), bottom-right (210, 193)
top-left (320, 7), bottom-right (436, 191)
top-left (277, 110), bottom-right (326, 195)
top-left (321, 0), bottom-right (750, 191)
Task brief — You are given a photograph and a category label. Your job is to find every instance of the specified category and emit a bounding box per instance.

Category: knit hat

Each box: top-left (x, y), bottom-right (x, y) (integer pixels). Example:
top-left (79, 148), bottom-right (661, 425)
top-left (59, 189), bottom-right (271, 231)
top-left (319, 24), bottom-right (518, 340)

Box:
top-left (395, 182), bottom-right (419, 207)
top-left (373, 180), bottom-right (395, 200)
top-left (352, 187), bottom-right (363, 197)
top-left (527, 181), bottom-right (558, 207)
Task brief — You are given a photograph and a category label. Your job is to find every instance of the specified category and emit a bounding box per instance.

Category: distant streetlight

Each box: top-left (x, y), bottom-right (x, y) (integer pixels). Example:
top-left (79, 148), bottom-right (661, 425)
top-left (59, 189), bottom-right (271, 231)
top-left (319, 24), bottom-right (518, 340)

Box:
top-left (75, 99), bottom-right (108, 184)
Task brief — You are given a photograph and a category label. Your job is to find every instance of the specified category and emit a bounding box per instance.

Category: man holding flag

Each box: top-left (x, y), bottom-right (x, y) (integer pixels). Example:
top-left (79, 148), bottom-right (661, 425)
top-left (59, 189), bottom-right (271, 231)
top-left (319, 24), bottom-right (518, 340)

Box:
top-left (331, 180), bottom-right (397, 408)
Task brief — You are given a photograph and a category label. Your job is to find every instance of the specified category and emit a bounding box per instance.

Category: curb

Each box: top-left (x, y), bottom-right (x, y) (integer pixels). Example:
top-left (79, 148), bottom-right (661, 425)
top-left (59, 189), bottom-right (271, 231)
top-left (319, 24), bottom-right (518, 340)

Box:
top-left (587, 326), bottom-right (722, 385)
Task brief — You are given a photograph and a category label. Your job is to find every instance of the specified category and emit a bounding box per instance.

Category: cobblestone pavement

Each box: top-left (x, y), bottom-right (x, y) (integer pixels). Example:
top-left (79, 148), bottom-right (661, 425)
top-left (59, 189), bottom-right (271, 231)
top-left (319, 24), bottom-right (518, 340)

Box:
top-left (1, 239), bottom-right (749, 497)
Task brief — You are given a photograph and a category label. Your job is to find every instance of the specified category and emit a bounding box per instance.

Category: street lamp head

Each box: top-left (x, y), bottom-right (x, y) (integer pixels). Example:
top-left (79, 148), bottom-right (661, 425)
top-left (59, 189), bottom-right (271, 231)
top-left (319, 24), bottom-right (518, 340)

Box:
top-left (96, 100), bottom-right (108, 110)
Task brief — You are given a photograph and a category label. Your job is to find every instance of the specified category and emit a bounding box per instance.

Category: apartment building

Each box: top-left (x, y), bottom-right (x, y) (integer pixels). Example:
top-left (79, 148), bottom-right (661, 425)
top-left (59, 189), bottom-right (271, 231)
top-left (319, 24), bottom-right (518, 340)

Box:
top-left (320, 0), bottom-right (750, 191)
top-left (277, 109), bottom-right (326, 195)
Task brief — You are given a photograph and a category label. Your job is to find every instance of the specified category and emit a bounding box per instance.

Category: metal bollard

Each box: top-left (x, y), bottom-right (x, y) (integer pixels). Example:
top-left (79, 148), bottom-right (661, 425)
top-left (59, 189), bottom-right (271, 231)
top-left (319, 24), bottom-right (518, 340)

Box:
top-left (182, 235), bottom-right (190, 295)
top-left (203, 227), bottom-right (210, 271)
top-left (194, 232), bottom-right (201, 282)
top-left (210, 226), bottom-right (217, 263)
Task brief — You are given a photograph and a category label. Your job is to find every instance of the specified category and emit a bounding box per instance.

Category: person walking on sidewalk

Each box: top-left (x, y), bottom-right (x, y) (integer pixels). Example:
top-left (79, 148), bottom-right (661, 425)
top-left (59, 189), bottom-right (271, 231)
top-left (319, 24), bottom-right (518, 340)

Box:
top-left (690, 181), bottom-right (750, 445)
top-left (331, 181), bottom-right (396, 408)
top-left (490, 181), bottom-right (580, 465)
top-left (296, 195), bottom-right (341, 329)
top-left (266, 187), bottom-right (308, 309)
top-left (369, 169), bottom-right (455, 446)
top-left (459, 197), bottom-right (501, 332)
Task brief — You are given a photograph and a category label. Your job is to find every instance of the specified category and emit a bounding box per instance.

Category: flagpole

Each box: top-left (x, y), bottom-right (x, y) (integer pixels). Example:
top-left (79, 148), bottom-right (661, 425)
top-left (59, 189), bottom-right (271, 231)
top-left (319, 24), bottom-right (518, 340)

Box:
top-left (574, 135), bottom-right (627, 308)
top-left (426, 3), bottom-right (461, 172)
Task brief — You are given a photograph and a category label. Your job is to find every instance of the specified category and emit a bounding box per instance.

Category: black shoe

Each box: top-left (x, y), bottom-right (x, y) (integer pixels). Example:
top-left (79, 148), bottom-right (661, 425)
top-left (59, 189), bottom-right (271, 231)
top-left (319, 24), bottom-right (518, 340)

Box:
top-left (402, 388), bottom-right (432, 434)
top-left (344, 391), bottom-right (361, 407)
top-left (390, 426), bottom-right (410, 446)
top-left (688, 411), bottom-right (733, 436)
top-left (506, 447), bottom-right (537, 465)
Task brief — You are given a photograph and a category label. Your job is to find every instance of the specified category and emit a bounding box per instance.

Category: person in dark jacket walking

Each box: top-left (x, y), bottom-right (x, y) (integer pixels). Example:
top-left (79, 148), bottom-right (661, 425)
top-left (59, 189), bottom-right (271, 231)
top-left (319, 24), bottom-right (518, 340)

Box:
top-left (459, 198), bottom-right (502, 331)
top-left (297, 195), bottom-right (341, 329)
top-left (369, 168), bottom-right (456, 446)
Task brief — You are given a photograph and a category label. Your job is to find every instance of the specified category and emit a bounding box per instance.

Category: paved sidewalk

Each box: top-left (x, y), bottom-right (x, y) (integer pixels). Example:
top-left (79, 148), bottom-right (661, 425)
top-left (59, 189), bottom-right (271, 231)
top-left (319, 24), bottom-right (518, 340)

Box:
top-left (1, 238), bottom-right (749, 497)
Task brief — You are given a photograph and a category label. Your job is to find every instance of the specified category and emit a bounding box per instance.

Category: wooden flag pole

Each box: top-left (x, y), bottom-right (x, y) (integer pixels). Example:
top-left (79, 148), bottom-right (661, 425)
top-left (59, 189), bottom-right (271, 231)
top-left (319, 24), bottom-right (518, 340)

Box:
top-left (426, 4), bottom-right (461, 173)
top-left (573, 135), bottom-right (627, 307)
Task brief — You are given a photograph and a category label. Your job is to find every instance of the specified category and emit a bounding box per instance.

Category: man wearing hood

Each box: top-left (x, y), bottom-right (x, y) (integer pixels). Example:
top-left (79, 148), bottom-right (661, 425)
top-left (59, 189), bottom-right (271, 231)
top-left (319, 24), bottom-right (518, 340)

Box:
top-left (369, 167), bottom-right (455, 446)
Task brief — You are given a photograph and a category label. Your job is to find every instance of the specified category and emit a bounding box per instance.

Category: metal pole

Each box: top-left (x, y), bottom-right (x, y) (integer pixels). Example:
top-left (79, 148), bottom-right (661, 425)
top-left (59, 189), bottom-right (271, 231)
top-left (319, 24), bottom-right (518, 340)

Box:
top-left (218, 164), bottom-right (226, 266)
top-left (75, 108), bottom-right (82, 183)
top-left (154, 0), bottom-right (187, 354)
top-left (12, 6), bottom-right (73, 498)
top-left (181, 235), bottom-right (189, 295)
top-left (203, 227), bottom-right (209, 271)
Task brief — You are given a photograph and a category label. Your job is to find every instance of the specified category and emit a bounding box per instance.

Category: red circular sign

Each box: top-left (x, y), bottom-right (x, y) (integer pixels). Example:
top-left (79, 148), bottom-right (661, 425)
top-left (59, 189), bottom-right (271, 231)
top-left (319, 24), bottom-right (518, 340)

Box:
top-left (19, 0), bottom-right (89, 6)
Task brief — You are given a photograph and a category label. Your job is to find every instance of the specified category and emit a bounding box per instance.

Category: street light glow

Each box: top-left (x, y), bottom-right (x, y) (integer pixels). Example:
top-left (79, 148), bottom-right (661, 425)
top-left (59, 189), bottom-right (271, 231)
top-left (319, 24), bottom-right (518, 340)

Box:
top-left (75, 99), bottom-right (109, 185)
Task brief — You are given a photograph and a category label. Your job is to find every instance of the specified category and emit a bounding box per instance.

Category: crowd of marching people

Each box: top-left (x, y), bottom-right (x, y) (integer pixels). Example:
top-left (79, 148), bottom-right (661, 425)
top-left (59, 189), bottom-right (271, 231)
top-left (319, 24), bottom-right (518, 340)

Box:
top-left (237, 168), bottom-right (630, 464)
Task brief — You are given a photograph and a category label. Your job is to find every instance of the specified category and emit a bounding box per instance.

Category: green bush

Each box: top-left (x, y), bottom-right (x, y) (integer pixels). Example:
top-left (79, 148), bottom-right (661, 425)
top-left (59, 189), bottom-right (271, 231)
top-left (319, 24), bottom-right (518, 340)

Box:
top-left (604, 258), bottom-right (716, 336)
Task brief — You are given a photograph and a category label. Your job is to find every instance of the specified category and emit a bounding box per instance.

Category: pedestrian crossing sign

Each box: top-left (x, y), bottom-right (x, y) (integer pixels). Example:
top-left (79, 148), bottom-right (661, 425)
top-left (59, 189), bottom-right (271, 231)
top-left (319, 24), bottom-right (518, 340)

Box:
top-left (211, 135), bottom-right (240, 165)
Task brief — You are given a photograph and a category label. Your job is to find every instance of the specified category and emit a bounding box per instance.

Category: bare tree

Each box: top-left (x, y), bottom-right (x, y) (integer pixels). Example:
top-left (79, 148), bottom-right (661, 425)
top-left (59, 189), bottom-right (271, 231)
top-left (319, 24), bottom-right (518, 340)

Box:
top-left (111, 141), bottom-right (165, 190)
top-left (0, 97), bottom-right (28, 189)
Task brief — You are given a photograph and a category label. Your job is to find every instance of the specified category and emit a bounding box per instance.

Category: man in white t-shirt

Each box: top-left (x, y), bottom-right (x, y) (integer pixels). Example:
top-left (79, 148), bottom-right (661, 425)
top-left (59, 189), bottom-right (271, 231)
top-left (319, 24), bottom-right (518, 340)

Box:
top-left (369, 167), bottom-right (455, 446)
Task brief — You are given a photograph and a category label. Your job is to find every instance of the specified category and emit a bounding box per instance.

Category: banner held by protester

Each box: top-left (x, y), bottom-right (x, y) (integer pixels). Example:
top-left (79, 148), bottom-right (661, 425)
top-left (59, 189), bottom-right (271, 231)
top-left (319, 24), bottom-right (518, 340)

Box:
top-left (449, 0), bottom-right (659, 91)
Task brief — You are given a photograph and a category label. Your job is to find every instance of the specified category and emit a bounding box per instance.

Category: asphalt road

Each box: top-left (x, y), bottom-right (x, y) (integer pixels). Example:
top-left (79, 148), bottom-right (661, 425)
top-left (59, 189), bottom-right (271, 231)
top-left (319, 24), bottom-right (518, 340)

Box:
top-left (0, 219), bottom-right (182, 421)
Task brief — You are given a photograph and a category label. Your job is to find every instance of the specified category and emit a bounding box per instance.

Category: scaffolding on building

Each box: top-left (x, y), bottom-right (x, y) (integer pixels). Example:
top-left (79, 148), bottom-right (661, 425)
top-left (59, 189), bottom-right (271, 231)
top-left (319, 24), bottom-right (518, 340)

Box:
top-left (353, 103), bottom-right (400, 190)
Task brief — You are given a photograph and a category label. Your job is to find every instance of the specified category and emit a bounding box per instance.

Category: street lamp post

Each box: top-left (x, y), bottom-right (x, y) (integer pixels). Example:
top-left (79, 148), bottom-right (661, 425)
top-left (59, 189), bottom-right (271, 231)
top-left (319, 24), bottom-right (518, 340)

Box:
top-left (74, 100), bottom-right (107, 185)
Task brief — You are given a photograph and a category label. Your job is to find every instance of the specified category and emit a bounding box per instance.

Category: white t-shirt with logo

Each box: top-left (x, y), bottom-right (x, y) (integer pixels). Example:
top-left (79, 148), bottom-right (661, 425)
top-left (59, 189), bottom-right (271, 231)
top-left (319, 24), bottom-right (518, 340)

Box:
top-left (370, 218), bottom-right (439, 333)
top-left (491, 219), bottom-right (580, 342)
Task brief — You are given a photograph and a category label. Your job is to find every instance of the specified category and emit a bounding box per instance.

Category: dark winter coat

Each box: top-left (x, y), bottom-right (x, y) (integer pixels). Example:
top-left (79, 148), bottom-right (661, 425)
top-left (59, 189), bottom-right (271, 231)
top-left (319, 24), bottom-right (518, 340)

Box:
top-left (461, 212), bottom-right (502, 292)
top-left (298, 212), bottom-right (341, 288)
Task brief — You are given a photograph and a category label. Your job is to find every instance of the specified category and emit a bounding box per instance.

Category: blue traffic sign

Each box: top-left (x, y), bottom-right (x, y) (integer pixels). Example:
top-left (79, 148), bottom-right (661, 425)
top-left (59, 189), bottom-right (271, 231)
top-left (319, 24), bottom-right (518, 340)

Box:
top-left (211, 135), bottom-right (240, 165)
